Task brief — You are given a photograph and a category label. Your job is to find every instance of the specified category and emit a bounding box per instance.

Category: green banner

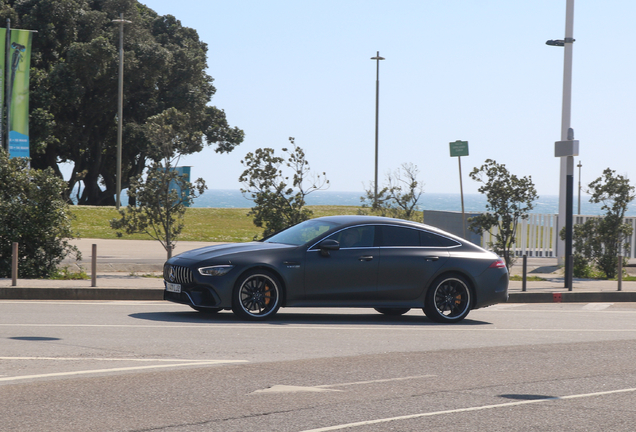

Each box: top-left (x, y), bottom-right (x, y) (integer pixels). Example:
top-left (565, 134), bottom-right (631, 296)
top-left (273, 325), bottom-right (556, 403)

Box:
top-left (0, 27), bottom-right (5, 149)
top-left (7, 29), bottom-right (32, 158)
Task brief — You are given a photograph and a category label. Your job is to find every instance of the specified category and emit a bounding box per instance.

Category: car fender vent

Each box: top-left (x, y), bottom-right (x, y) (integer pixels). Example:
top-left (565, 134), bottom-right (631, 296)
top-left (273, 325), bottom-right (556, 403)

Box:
top-left (164, 264), bottom-right (194, 284)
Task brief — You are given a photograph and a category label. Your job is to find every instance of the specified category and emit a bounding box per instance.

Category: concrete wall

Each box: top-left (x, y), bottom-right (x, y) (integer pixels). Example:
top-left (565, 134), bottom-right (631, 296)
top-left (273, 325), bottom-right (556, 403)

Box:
top-left (422, 210), bottom-right (482, 245)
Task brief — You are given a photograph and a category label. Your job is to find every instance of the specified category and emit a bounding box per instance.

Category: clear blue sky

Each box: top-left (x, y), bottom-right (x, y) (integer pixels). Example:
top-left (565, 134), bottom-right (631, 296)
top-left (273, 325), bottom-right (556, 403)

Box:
top-left (138, 0), bottom-right (636, 197)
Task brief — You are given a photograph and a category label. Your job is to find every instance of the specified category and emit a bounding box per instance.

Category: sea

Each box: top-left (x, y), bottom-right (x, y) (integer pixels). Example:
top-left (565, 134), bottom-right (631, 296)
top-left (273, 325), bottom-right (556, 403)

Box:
top-left (178, 189), bottom-right (634, 217)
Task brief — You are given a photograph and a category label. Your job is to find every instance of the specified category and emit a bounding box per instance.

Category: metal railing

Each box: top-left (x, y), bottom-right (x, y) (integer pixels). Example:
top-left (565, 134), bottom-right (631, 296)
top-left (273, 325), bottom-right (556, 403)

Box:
top-left (479, 214), bottom-right (636, 259)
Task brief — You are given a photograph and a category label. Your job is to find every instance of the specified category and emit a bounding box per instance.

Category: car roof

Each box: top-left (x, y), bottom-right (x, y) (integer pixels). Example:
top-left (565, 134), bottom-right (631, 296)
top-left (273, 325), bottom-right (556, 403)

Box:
top-left (313, 215), bottom-right (453, 236)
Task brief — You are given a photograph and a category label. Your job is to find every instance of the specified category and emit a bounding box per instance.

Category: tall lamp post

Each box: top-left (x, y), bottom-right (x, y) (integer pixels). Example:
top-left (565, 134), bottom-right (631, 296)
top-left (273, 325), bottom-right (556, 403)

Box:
top-left (370, 51), bottom-right (385, 206)
top-left (113, 13), bottom-right (131, 210)
top-left (547, 0), bottom-right (577, 290)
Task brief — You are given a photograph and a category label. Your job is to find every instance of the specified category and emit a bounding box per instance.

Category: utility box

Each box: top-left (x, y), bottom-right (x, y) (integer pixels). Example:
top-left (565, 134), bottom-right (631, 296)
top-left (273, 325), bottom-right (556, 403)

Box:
top-left (554, 140), bottom-right (579, 157)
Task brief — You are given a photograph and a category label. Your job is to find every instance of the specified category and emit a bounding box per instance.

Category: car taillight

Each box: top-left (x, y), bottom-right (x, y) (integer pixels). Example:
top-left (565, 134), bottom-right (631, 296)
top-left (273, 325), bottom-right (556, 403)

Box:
top-left (489, 258), bottom-right (506, 269)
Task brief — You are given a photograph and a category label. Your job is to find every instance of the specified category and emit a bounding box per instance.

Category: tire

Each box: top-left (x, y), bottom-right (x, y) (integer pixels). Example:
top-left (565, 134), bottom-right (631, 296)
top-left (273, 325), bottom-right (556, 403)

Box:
top-left (190, 306), bottom-right (223, 314)
top-left (232, 270), bottom-right (282, 320)
top-left (374, 307), bottom-right (411, 316)
top-left (423, 274), bottom-right (472, 323)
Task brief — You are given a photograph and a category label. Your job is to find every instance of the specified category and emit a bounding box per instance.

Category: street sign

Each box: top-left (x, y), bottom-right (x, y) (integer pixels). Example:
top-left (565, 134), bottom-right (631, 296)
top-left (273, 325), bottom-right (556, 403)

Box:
top-left (450, 140), bottom-right (469, 157)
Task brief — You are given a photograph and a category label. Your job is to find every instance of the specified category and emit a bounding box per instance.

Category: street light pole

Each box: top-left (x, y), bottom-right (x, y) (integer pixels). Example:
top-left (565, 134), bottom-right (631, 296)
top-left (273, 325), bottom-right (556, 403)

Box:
top-left (113, 13), bottom-right (131, 210)
top-left (370, 51), bottom-right (384, 206)
top-left (547, 0), bottom-right (575, 290)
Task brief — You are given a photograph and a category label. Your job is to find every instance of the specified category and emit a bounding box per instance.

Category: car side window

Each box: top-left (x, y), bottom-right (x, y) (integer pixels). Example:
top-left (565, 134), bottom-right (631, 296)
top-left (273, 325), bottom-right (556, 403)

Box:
top-left (380, 226), bottom-right (420, 247)
top-left (327, 226), bottom-right (375, 248)
top-left (420, 230), bottom-right (461, 247)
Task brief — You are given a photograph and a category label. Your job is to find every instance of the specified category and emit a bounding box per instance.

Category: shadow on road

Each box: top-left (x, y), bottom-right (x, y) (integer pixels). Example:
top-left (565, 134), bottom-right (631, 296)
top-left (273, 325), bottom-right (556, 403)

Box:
top-left (129, 310), bottom-right (491, 326)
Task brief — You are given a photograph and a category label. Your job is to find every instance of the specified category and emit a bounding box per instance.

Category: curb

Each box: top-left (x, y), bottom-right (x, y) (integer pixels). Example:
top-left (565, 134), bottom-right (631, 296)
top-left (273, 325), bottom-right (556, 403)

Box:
top-left (507, 292), bottom-right (636, 303)
top-left (0, 287), bottom-right (163, 301)
top-left (1, 288), bottom-right (635, 303)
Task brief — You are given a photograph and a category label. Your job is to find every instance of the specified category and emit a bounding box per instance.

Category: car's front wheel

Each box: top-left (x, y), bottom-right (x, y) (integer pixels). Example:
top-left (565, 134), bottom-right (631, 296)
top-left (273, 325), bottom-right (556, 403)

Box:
top-left (423, 274), bottom-right (471, 323)
top-left (232, 270), bottom-right (282, 320)
top-left (374, 307), bottom-right (411, 316)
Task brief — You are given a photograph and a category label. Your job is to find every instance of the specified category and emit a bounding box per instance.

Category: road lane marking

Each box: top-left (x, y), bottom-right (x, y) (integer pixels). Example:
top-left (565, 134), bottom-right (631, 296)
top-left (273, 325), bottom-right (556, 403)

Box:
top-left (0, 359), bottom-right (247, 383)
top-left (315, 374), bottom-right (436, 388)
top-left (0, 356), bottom-right (230, 362)
top-left (253, 375), bottom-right (435, 394)
top-left (582, 303), bottom-right (613, 311)
top-left (3, 323), bottom-right (636, 332)
top-left (298, 387), bottom-right (636, 431)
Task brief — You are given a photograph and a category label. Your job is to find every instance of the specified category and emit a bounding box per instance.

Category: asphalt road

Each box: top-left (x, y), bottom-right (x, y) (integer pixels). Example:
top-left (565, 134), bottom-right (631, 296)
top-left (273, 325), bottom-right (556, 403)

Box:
top-left (2, 301), bottom-right (636, 431)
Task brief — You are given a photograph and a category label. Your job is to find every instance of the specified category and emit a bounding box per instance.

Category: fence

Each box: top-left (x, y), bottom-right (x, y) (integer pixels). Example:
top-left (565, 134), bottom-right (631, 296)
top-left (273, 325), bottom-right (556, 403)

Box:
top-left (479, 214), bottom-right (636, 259)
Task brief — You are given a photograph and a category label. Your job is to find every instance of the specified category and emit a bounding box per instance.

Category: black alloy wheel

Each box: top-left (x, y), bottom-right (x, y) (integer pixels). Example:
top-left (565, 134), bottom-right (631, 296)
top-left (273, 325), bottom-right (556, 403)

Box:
top-left (232, 270), bottom-right (282, 320)
top-left (423, 274), bottom-right (471, 323)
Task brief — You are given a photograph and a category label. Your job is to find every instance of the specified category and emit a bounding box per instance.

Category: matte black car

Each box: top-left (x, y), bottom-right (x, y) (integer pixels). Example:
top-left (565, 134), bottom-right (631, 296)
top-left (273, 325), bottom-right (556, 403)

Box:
top-left (163, 215), bottom-right (508, 323)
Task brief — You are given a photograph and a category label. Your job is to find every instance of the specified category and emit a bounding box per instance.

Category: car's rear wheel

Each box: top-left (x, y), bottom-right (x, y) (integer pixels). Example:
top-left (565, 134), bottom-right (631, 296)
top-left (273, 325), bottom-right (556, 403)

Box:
top-left (374, 307), bottom-right (411, 316)
top-left (423, 274), bottom-right (471, 323)
top-left (232, 270), bottom-right (281, 320)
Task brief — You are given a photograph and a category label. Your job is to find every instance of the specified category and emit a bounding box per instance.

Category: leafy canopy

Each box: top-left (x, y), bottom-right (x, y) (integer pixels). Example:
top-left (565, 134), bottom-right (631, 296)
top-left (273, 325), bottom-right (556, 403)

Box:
top-left (360, 162), bottom-right (424, 221)
top-left (239, 138), bottom-right (329, 238)
top-left (0, 152), bottom-right (80, 278)
top-left (568, 168), bottom-right (634, 278)
top-left (110, 108), bottom-right (207, 258)
top-left (1, 0), bottom-right (243, 205)
top-left (468, 159), bottom-right (538, 269)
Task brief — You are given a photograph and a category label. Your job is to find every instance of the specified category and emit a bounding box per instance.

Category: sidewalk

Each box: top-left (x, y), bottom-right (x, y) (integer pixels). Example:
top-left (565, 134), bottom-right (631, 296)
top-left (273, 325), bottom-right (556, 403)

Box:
top-left (1, 239), bottom-right (635, 302)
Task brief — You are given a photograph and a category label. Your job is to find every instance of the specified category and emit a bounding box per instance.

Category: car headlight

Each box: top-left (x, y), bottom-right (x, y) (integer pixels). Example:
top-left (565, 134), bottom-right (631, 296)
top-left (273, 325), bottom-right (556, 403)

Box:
top-left (198, 265), bottom-right (234, 277)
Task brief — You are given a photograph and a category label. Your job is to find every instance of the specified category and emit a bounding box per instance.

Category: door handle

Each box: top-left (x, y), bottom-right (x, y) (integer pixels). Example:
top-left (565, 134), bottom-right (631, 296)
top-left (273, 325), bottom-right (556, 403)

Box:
top-left (358, 255), bottom-right (374, 261)
top-left (424, 256), bottom-right (439, 261)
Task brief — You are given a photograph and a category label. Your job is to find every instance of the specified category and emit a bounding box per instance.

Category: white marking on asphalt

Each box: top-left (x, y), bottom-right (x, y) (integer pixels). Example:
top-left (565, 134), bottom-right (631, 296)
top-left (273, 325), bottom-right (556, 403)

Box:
top-left (252, 375), bottom-right (435, 394)
top-left (253, 385), bottom-right (341, 394)
top-left (299, 387), bottom-right (636, 431)
top-left (315, 374), bottom-right (435, 388)
top-left (0, 359), bottom-right (247, 383)
top-left (0, 356), bottom-right (228, 362)
top-left (2, 323), bottom-right (636, 332)
top-left (582, 303), bottom-right (613, 311)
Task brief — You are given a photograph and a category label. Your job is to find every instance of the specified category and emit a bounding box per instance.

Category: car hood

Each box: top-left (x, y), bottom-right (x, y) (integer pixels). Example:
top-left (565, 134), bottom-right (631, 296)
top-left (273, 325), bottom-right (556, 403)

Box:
top-left (172, 241), bottom-right (296, 262)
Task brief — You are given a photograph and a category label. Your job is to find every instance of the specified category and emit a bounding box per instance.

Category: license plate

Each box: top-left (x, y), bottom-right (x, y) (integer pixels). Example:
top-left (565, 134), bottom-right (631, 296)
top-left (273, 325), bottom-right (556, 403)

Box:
top-left (166, 282), bottom-right (181, 293)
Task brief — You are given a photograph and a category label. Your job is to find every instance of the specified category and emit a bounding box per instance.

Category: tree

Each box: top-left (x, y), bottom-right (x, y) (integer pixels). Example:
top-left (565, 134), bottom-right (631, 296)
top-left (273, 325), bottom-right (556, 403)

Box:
top-left (1, 0), bottom-right (243, 205)
top-left (110, 109), bottom-right (207, 258)
top-left (567, 168), bottom-right (634, 278)
top-left (360, 162), bottom-right (424, 221)
top-left (468, 159), bottom-right (538, 269)
top-left (0, 152), bottom-right (80, 278)
top-left (239, 138), bottom-right (329, 238)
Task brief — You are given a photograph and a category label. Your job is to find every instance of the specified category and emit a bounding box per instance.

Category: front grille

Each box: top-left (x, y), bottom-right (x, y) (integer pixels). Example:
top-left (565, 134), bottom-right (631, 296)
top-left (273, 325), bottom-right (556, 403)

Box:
top-left (164, 264), bottom-right (194, 284)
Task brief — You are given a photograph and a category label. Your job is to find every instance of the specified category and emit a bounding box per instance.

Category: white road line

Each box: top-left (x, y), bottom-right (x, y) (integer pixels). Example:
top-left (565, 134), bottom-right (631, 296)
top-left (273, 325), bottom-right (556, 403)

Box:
top-left (582, 303), bottom-right (613, 311)
top-left (0, 356), bottom-right (235, 362)
top-left (2, 323), bottom-right (636, 332)
top-left (252, 375), bottom-right (435, 394)
top-left (299, 387), bottom-right (636, 432)
top-left (316, 374), bottom-right (435, 388)
top-left (0, 359), bottom-right (247, 383)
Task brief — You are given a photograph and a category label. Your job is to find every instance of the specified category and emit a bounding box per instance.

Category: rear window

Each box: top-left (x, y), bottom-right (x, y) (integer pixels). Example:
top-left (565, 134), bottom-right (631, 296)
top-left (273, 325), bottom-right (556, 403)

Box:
top-left (380, 225), bottom-right (460, 247)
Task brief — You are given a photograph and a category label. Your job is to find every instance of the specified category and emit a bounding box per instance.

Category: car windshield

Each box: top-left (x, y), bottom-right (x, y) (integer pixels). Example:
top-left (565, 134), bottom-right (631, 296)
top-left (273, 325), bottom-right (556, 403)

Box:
top-left (264, 219), bottom-right (342, 246)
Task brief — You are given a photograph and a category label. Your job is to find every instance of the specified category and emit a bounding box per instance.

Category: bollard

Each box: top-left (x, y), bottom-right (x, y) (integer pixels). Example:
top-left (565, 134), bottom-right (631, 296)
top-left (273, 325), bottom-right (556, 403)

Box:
top-left (91, 244), bottom-right (97, 287)
top-left (522, 254), bottom-right (527, 292)
top-left (618, 255), bottom-right (623, 292)
top-left (11, 242), bottom-right (18, 286)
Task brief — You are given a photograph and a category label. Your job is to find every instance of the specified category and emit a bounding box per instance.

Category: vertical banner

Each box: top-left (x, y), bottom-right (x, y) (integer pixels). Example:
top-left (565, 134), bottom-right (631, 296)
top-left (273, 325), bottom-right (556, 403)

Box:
top-left (7, 29), bottom-right (32, 159)
top-left (170, 166), bottom-right (192, 207)
top-left (0, 27), bottom-right (5, 150)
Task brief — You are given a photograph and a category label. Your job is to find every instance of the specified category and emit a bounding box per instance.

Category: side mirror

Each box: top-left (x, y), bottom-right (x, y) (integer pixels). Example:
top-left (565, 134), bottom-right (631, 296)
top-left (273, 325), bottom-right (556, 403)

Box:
top-left (319, 239), bottom-right (340, 257)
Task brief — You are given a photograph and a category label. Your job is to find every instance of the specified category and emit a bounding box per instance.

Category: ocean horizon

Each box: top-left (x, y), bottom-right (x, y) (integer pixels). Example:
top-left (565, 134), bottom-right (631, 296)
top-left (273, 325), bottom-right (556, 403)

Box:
top-left (175, 189), bottom-right (632, 217)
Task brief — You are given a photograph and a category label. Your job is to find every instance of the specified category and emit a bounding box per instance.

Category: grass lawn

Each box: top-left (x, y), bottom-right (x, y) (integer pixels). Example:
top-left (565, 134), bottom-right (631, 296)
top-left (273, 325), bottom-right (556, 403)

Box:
top-left (70, 205), bottom-right (362, 243)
